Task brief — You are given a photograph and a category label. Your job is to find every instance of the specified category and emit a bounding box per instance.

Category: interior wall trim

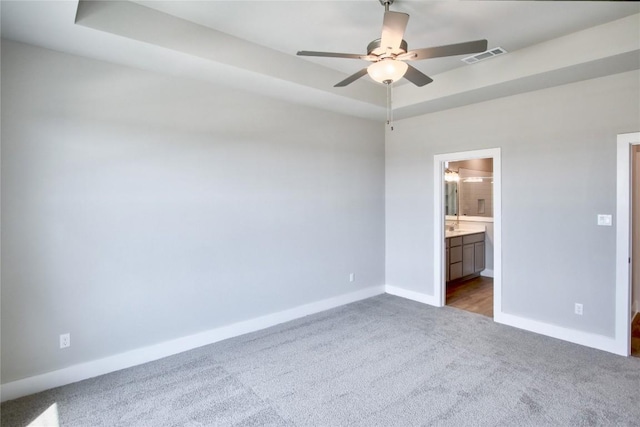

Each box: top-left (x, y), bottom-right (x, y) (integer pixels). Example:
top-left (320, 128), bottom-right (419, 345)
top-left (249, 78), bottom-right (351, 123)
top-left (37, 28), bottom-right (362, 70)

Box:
top-left (387, 287), bottom-right (623, 356)
top-left (497, 312), bottom-right (623, 356)
top-left (385, 285), bottom-right (627, 356)
top-left (433, 148), bottom-right (502, 313)
top-left (385, 285), bottom-right (438, 306)
top-left (0, 286), bottom-right (385, 402)
top-left (480, 269), bottom-right (494, 278)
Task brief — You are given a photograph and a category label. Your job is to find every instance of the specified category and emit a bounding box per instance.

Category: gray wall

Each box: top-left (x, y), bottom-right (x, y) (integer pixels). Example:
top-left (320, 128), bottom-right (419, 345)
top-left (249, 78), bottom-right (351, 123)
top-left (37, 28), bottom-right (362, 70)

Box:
top-left (386, 70), bottom-right (640, 337)
top-left (0, 40), bottom-right (385, 383)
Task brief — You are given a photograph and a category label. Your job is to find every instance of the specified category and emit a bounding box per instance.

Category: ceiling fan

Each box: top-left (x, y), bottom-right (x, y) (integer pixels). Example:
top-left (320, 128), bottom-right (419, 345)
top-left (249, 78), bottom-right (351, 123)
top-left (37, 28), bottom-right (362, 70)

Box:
top-left (297, 0), bottom-right (488, 88)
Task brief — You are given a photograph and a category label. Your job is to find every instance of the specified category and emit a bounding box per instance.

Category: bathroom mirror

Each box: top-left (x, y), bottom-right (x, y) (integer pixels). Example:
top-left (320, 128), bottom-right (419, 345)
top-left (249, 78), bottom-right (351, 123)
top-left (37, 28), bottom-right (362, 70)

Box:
top-left (445, 159), bottom-right (494, 219)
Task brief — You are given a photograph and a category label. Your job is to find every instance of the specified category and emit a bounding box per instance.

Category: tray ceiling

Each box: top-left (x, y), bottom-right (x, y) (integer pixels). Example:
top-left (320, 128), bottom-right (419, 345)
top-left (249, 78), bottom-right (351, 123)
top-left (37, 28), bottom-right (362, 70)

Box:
top-left (1, 1), bottom-right (639, 121)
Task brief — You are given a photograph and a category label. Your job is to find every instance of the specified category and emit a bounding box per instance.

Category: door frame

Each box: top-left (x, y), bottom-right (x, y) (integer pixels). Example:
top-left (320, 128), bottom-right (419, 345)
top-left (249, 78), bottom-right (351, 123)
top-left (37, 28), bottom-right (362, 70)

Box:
top-left (615, 132), bottom-right (640, 356)
top-left (433, 148), bottom-right (502, 319)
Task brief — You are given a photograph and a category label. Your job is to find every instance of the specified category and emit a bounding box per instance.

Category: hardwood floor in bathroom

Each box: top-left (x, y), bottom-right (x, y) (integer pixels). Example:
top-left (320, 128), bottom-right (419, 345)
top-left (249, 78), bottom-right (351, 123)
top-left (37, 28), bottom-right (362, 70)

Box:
top-left (446, 276), bottom-right (493, 318)
top-left (632, 313), bottom-right (640, 358)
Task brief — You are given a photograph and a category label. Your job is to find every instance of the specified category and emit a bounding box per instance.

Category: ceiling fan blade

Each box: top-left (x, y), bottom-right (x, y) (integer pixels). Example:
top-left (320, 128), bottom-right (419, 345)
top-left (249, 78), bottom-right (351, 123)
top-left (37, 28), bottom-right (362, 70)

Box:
top-left (405, 39), bottom-right (488, 60)
top-left (380, 11), bottom-right (409, 51)
top-left (297, 51), bottom-right (366, 60)
top-left (334, 68), bottom-right (368, 87)
top-left (403, 64), bottom-right (433, 87)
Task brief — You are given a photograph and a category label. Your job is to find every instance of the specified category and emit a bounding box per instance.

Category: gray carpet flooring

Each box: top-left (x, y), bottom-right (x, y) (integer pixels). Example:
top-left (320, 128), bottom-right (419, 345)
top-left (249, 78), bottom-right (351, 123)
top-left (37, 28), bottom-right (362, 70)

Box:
top-left (2, 294), bottom-right (640, 426)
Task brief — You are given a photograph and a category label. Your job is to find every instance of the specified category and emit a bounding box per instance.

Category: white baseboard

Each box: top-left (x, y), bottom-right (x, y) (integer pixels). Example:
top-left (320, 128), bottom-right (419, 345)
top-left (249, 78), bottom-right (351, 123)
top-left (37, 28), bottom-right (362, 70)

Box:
top-left (494, 311), bottom-right (625, 356)
top-left (3, 285), bottom-right (626, 402)
top-left (386, 284), bottom-right (626, 356)
top-left (481, 269), bottom-right (494, 278)
top-left (0, 286), bottom-right (385, 402)
top-left (385, 285), bottom-right (439, 306)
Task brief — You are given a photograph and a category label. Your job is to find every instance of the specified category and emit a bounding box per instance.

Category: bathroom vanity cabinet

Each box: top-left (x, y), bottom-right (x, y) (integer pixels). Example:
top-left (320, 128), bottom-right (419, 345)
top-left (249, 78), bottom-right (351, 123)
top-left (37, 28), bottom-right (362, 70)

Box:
top-left (445, 232), bottom-right (485, 283)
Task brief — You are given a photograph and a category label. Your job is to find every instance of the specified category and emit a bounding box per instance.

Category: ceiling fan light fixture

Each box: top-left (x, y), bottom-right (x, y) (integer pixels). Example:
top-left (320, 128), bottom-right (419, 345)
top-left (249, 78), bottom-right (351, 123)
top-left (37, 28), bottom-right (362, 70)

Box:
top-left (367, 59), bottom-right (408, 84)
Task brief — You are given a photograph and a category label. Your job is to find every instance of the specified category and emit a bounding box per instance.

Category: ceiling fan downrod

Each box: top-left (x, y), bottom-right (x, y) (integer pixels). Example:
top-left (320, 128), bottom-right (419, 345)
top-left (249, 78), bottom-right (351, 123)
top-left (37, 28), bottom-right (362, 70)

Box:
top-left (379, 0), bottom-right (394, 12)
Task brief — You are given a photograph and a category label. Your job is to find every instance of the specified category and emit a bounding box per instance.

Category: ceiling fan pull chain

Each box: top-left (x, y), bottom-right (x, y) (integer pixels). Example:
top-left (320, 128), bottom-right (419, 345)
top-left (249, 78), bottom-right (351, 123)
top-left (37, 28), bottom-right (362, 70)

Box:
top-left (386, 81), bottom-right (394, 131)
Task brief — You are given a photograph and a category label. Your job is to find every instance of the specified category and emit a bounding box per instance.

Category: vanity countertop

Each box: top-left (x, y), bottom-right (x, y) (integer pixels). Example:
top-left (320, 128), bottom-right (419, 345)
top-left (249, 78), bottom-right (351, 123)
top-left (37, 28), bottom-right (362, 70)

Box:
top-left (445, 229), bottom-right (484, 238)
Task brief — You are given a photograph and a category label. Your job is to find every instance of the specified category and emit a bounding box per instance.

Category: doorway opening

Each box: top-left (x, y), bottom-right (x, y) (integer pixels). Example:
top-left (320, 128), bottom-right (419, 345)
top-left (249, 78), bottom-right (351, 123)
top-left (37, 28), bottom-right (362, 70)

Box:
top-left (615, 132), bottom-right (640, 357)
top-left (444, 158), bottom-right (494, 317)
top-left (433, 148), bottom-right (502, 320)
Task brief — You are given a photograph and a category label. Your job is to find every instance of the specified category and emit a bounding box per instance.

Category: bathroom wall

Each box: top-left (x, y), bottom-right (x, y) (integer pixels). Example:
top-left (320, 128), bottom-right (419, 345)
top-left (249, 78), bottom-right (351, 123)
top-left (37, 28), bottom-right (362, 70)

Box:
top-left (449, 159), bottom-right (493, 173)
top-left (458, 168), bottom-right (493, 217)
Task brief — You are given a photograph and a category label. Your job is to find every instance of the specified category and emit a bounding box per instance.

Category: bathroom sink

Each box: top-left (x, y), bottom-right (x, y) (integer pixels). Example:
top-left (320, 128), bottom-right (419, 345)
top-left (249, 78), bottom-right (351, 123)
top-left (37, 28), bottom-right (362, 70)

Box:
top-left (445, 229), bottom-right (482, 238)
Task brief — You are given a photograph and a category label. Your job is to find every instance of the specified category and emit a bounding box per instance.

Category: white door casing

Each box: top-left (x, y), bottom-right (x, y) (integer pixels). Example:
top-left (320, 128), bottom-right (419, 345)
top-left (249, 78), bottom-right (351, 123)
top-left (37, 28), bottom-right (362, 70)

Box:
top-left (616, 132), bottom-right (640, 356)
top-left (433, 148), bottom-right (502, 319)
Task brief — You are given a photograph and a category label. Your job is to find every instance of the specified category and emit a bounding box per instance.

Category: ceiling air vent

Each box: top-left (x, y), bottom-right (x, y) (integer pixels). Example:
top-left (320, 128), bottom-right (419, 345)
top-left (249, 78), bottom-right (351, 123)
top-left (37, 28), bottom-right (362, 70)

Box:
top-left (462, 47), bottom-right (507, 65)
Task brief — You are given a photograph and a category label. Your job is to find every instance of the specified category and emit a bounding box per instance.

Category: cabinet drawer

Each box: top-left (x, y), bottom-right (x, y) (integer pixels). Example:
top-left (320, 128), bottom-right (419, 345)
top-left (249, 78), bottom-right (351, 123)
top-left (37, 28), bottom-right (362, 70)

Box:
top-left (450, 236), bottom-right (462, 247)
top-left (463, 233), bottom-right (484, 244)
top-left (450, 246), bottom-right (462, 263)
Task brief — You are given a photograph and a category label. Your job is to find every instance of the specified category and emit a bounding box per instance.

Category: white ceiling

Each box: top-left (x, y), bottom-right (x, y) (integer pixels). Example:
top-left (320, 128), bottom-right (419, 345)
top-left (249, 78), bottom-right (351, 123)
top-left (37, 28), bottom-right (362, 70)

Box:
top-left (134, 1), bottom-right (640, 77)
top-left (2, 1), bottom-right (639, 121)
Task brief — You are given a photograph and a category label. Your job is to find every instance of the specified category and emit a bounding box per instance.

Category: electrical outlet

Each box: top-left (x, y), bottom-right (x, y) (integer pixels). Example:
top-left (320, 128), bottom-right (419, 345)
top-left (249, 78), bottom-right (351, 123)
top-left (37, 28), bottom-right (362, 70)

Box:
top-left (574, 303), bottom-right (583, 316)
top-left (60, 333), bottom-right (70, 349)
top-left (349, 273), bottom-right (355, 282)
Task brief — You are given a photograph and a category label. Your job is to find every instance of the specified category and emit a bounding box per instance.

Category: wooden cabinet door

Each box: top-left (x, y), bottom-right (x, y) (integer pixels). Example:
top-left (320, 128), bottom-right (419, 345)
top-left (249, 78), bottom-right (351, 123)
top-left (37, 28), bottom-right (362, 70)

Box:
top-left (450, 262), bottom-right (462, 280)
top-left (474, 241), bottom-right (485, 272)
top-left (462, 244), bottom-right (475, 276)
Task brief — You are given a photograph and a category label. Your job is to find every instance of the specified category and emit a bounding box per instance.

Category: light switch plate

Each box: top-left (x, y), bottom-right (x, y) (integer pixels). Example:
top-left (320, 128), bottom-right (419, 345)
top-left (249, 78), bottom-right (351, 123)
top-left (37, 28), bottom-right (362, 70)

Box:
top-left (597, 214), bottom-right (612, 226)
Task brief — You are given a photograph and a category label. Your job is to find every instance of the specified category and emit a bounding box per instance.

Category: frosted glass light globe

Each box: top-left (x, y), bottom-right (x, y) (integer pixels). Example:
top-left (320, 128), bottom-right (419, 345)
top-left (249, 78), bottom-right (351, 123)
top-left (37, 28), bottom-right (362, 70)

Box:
top-left (367, 59), bottom-right (408, 84)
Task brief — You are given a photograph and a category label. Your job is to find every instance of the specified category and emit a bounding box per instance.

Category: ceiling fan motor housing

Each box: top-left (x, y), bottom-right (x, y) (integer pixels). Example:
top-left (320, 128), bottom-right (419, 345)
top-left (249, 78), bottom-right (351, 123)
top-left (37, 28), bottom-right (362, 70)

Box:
top-left (367, 38), bottom-right (408, 57)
